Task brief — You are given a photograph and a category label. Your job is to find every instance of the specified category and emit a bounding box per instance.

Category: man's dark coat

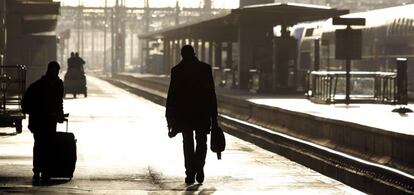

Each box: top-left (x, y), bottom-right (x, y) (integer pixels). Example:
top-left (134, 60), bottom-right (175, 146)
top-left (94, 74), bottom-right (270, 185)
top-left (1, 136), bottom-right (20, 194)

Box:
top-left (166, 57), bottom-right (218, 133)
top-left (22, 75), bottom-right (64, 133)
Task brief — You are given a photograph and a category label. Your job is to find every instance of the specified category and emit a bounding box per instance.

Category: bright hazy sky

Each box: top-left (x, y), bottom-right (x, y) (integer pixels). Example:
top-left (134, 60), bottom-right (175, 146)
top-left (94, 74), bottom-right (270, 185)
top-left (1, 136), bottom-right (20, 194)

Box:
top-left (54, 0), bottom-right (239, 8)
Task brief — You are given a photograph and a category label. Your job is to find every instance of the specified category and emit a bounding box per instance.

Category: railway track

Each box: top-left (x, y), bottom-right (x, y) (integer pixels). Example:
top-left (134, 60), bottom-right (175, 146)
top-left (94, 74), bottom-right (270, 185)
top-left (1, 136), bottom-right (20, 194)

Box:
top-left (104, 77), bottom-right (414, 194)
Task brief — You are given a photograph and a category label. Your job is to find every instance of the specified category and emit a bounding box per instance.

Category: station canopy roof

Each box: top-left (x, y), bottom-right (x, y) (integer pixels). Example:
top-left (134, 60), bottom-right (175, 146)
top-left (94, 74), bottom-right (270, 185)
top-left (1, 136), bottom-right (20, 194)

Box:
top-left (15, 1), bottom-right (61, 34)
top-left (139, 3), bottom-right (349, 42)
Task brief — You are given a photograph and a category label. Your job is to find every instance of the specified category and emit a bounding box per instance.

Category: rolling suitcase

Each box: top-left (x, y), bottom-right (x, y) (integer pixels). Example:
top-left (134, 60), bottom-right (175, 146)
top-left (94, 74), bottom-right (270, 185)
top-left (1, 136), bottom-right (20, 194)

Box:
top-left (44, 119), bottom-right (77, 179)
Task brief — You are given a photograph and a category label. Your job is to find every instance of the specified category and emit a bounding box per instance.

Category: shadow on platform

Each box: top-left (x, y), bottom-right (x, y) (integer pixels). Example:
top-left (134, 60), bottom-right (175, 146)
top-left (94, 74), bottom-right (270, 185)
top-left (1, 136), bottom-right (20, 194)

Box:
top-left (32, 179), bottom-right (71, 187)
top-left (0, 132), bottom-right (17, 136)
top-left (185, 184), bottom-right (216, 195)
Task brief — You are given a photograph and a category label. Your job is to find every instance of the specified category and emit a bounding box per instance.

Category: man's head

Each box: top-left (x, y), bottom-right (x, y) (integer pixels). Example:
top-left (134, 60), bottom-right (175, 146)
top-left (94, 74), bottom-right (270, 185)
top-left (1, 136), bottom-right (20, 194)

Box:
top-left (70, 52), bottom-right (75, 57)
top-left (46, 61), bottom-right (60, 77)
top-left (181, 45), bottom-right (195, 59)
top-left (75, 52), bottom-right (79, 57)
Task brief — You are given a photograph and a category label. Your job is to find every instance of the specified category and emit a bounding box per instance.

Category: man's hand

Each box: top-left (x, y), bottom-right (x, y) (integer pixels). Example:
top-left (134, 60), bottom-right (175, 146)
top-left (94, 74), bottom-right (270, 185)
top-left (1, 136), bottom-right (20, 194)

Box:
top-left (57, 113), bottom-right (65, 123)
top-left (168, 127), bottom-right (178, 138)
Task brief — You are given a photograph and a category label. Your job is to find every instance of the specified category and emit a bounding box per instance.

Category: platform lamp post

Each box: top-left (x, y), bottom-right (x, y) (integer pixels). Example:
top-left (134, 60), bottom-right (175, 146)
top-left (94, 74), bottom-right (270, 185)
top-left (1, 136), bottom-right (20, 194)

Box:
top-left (333, 17), bottom-right (365, 104)
top-left (392, 58), bottom-right (413, 113)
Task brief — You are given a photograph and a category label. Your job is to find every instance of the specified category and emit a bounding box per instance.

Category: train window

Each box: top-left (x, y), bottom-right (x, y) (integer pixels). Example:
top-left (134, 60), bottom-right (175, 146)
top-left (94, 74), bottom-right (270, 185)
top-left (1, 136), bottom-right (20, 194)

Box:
top-left (305, 28), bottom-right (314, 37)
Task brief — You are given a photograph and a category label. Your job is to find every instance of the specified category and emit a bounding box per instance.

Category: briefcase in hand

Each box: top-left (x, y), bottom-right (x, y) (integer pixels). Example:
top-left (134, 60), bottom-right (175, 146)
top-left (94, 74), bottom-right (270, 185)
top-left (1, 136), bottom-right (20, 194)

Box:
top-left (210, 125), bottom-right (226, 160)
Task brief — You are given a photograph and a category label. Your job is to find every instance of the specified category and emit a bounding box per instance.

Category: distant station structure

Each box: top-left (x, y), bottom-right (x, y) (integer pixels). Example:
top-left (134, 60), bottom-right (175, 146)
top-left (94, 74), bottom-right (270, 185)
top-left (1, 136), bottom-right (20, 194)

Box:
top-left (0, 0), bottom-right (60, 85)
top-left (56, 0), bottom-right (227, 74)
top-left (245, 0), bottom-right (414, 12)
top-left (139, 3), bottom-right (348, 93)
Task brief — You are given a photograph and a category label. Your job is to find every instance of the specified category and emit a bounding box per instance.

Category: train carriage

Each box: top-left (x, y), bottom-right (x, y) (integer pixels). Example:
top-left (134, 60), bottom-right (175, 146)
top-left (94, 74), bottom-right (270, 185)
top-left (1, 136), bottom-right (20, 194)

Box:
top-left (293, 4), bottom-right (414, 99)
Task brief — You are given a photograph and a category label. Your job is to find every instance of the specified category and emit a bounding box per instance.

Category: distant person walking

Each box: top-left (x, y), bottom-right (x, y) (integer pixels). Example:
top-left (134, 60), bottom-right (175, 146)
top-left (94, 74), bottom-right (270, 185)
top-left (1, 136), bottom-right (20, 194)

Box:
top-left (67, 52), bottom-right (75, 70)
top-left (74, 52), bottom-right (85, 74)
top-left (166, 45), bottom-right (218, 184)
top-left (22, 61), bottom-right (65, 183)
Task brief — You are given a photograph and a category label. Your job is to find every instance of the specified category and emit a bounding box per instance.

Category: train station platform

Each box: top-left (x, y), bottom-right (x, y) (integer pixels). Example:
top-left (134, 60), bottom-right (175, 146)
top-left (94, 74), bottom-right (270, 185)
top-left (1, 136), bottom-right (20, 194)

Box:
top-left (104, 72), bottom-right (414, 193)
top-left (112, 72), bottom-right (414, 134)
top-left (0, 76), bottom-right (362, 194)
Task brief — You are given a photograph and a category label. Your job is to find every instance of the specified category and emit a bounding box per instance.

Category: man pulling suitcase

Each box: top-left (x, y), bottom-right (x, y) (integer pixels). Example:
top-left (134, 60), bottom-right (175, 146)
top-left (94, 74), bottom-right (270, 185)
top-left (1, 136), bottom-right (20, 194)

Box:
top-left (22, 61), bottom-right (68, 183)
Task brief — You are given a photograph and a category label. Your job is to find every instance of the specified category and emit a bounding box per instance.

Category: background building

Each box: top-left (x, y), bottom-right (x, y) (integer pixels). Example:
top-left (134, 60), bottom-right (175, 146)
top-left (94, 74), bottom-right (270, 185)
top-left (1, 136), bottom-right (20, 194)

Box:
top-left (2, 0), bottom-right (60, 84)
top-left (240, 0), bottom-right (414, 12)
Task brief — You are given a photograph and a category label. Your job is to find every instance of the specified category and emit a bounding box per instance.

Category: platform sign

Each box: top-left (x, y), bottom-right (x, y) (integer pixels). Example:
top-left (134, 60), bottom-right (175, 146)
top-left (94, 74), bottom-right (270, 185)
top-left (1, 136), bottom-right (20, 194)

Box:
top-left (335, 29), bottom-right (362, 60)
top-left (396, 58), bottom-right (408, 105)
top-left (332, 17), bottom-right (365, 104)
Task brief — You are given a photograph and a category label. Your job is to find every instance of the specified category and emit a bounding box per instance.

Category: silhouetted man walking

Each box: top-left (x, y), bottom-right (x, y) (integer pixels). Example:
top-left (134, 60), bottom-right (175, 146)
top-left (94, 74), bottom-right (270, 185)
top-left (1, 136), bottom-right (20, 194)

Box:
top-left (166, 45), bottom-right (218, 184)
top-left (22, 61), bottom-right (65, 183)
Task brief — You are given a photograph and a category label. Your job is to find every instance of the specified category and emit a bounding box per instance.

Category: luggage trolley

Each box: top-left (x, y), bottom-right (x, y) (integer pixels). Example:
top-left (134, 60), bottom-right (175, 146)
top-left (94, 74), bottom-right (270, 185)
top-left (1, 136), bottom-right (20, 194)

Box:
top-left (64, 71), bottom-right (87, 98)
top-left (0, 65), bottom-right (26, 134)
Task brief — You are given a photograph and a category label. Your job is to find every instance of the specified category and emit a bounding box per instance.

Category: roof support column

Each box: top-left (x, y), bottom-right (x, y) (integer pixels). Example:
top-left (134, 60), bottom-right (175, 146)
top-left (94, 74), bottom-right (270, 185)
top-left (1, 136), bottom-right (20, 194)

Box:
top-left (163, 38), bottom-right (170, 74)
top-left (194, 39), bottom-right (199, 57)
top-left (201, 40), bottom-right (206, 62)
top-left (175, 39), bottom-right (181, 64)
top-left (208, 41), bottom-right (213, 65)
top-left (169, 40), bottom-right (174, 69)
top-left (172, 40), bottom-right (176, 66)
top-left (0, 0), bottom-right (5, 65)
top-left (238, 21), bottom-right (252, 90)
top-left (214, 41), bottom-right (222, 69)
top-left (226, 42), bottom-right (233, 69)
top-left (226, 42), bottom-right (235, 87)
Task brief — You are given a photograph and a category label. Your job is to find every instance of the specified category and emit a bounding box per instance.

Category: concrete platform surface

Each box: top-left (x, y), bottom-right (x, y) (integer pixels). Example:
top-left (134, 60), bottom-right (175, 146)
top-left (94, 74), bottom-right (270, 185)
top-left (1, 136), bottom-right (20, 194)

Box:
top-left (0, 76), bottom-right (362, 194)
top-left (248, 98), bottom-right (414, 135)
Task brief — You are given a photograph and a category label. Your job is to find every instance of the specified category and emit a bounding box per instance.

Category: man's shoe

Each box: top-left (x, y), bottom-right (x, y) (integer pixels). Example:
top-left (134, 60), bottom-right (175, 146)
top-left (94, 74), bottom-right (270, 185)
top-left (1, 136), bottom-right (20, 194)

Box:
top-left (32, 173), bottom-right (40, 182)
top-left (32, 173), bottom-right (41, 185)
top-left (41, 174), bottom-right (51, 183)
top-left (185, 176), bottom-right (195, 185)
top-left (196, 170), bottom-right (204, 184)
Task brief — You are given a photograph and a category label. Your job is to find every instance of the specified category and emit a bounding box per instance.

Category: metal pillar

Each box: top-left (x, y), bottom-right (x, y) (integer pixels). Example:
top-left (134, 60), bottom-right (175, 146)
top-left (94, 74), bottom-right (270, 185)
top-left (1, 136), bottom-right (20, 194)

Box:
top-left (208, 41), bottom-right (213, 65)
top-left (176, 39), bottom-right (181, 64)
top-left (214, 42), bottom-right (222, 68)
top-left (392, 58), bottom-right (413, 113)
top-left (119, 4), bottom-right (126, 72)
top-left (345, 26), bottom-right (351, 104)
top-left (238, 21), bottom-right (251, 89)
top-left (130, 25), bottom-right (134, 66)
top-left (175, 1), bottom-right (180, 25)
top-left (80, 9), bottom-right (84, 57)
top-left (91, 18), bottom-right (95, 69)
top-left (77, 5), bottom-right (81, 53)
top-left (226, 42), bottom-right (233, 68)
top-left (163, 38), bottom-right (170, 74)
top-left (103, 0), bottom-right (107, 72)
top-left (227, 42), bottom-right (235, 87)
top-left (111, 2), bottom-right (117, 75)
top-left (194, 39), bottom-right (199, 57)
top-left (0, 0), bottom-right (5, 61)
top-left (201, 40), bottom-right (206, 61)
top-left (141, 0), bottom-right (150, 73)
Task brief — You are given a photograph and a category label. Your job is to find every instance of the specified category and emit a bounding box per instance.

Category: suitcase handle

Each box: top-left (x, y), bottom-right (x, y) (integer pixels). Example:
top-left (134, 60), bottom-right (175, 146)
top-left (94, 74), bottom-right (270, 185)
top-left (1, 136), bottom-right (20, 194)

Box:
top-left (65, 119), bottom-right (68, 133)
top-left (64, 113), bottom-right (69, 133)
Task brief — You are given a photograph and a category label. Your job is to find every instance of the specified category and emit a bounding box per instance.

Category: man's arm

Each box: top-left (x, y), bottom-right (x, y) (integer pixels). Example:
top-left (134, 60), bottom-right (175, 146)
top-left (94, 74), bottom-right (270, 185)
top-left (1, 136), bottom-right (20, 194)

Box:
top-left (57, 80), bottom-right (65, 123)
top-left (22, 83), bottom-right (34, 114)
top-left (165, 70), bottom-right (176, 129)
top-left (207, 66), bottom-right (218, 127)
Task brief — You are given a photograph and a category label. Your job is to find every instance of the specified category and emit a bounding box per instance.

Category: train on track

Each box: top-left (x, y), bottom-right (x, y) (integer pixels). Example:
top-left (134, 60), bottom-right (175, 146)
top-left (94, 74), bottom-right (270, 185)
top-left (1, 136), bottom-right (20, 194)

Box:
top-left (293, 4), bottom-right (414, 99)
